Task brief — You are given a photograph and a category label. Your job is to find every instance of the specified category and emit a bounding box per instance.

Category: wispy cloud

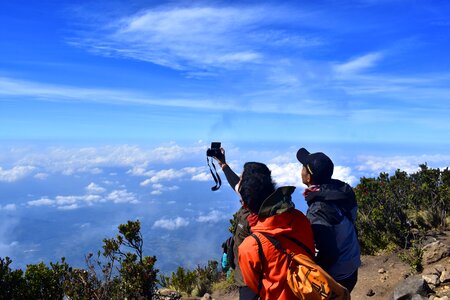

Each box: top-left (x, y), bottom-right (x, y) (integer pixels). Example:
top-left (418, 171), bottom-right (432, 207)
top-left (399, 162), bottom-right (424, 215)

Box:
top-left (0, 204), bottom-right (17, 211)
top-left (0, 77), bottom-right (226, 109)
top-left (69, 5), bottom-right (321, 71)
top-left (334, 52), bottom-right (383, 75)
top-left (152, 216), bottom-right (189, 230)
top-left (34, 173), bottom-right (49, 180)
top-left (0, 76), bottom-right (340, 116)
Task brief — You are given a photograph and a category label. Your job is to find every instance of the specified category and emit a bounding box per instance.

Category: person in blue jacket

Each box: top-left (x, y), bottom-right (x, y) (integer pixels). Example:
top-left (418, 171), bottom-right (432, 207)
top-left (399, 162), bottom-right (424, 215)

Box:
top-left (296, 147), bottom-right (361, 292)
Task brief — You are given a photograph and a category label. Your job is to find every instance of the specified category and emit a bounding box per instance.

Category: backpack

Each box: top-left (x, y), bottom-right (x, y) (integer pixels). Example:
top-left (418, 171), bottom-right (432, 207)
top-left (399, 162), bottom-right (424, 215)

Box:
top-left (225, 236), bottom-right (236, 269)
top-left (251, 233), bottom-right (350, 300)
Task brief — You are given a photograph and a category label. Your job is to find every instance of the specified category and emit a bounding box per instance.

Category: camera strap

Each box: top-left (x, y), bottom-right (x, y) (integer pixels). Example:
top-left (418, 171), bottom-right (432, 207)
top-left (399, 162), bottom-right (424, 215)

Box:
top-left (207, 156), bottom-right (221, 191)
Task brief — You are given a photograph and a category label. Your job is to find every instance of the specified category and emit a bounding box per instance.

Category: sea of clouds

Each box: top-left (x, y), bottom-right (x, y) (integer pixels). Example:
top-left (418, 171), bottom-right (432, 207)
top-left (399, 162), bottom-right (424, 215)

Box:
top-left (0, 141), bottom-right (449, 273)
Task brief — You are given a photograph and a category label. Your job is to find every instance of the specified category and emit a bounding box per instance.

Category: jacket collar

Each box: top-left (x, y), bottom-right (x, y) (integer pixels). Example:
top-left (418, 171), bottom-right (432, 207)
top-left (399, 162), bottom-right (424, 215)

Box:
top-left (305, 179), bottom-right (356, 207)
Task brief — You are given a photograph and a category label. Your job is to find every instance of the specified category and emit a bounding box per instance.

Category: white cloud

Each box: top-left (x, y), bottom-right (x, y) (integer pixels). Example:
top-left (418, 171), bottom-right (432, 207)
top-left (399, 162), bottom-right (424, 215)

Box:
top-left (28, 198), bottom-right (55, 207)
top-left (333, 166), bottom-right (357, 186)
top-left (149, 183), bottom-right (179, 195)
top-left (334, 52), bottom-right (383, 75)
top-left (196, 210), bottom-right (227, 223)
top-left (152, 216), bottom-right (189, 230)
top-left (127, 166), bottom-right (154, 176)
top-left (4, 143), bottom-right (205, 179)
top-left (106, 190), bottom-right (139, 204)
top-left (58, 204), bottom-right (79, 211)
top-left (34, 172), bottom-right (49, 180)
top-left (70, 5), bottom-right (322, 72)
top-left (268, 162), bottom-right (357, 186)
top-left (356, 154), bottom-right (450, 175)
top-left (147, 169), bottom-right (181, 183)
top-left (0, 165), bottom-right (35, 182)
top-left (86, 182), bottom-right (106, 194)
top-left (191, 172), bottom-right (210, 181)
top-left (27, 189), bottom-right (138, 209)
top-left (0, 204), bottom-right (17, 211)
top-left (141, 166), bottom-right (206, 185)
top-left (267, 162), bottom-right (301, 187)
top-left (79, 6), bottom-right (266, 70)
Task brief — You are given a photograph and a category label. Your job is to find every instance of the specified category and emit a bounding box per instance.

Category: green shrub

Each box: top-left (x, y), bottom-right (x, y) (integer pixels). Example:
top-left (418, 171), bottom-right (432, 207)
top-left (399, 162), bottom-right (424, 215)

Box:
top-left (355, 165), bottom-right (449, 255)
top-left (0, 257), bottom-right (26, 299)
top-left (1, 220), bottom-right (159, 299)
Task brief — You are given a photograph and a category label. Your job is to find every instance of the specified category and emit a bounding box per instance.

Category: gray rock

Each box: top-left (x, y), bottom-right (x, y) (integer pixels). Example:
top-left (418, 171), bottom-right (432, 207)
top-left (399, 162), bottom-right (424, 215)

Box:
top-left (422, 241), bottom-right (450, 265)
top-left (411, 295), bottom-right (427, 300)
top-left (422, 274), bottom-right (439, 286)
top-left (392, 275), bottom-right (431, 300)
top-left (423, 264), bottom-right (445, 276)
top-left (440, 269), bottom-right (450, 283)
top-left (158, 288), bottom-right (182, 300)
top-left (201, 293), bottom-right (213, 300)
top-left (434, 265), bottom-right (447, 274)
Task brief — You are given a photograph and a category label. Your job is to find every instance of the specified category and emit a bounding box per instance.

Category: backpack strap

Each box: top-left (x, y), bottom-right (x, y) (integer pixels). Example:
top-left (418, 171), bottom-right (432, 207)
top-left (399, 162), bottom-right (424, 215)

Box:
top-left (259, 232), bottom-right (314, 259)
top-left (250, 233), bottom-right (265, 297)
top-left (281, 235), bottom-right (314, 258)
top-left (250, 233), bottom-right (315, 298)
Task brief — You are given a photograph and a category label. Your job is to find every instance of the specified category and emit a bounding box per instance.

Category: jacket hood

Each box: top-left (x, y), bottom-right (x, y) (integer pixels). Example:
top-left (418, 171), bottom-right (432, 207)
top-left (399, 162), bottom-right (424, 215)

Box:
top-left (306, 179), bottom-right (356, 208)
top-left (257, 186), bottom-right (296, 219)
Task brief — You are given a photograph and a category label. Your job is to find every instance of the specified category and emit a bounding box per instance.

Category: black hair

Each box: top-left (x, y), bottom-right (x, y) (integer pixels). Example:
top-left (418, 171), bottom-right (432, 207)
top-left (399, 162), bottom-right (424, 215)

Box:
top-left (239, 162), bottom-right (276, 214)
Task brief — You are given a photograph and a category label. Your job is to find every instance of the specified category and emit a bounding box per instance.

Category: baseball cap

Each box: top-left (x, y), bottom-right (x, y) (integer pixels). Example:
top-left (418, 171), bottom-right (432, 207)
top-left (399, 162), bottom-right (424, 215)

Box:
top-left (296, 148), bottom-right (334, 184)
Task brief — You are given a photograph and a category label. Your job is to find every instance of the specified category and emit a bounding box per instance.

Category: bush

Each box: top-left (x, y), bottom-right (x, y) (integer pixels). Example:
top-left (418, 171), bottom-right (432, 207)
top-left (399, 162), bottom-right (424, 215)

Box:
top-left (355, 165), bottom-right (449, 255)
top-left (160, 260), bottom-right (221, 296)
top-left (0, 257), bottom-right (26, 299)
top-left (1, 220), bottom-right (159, 299)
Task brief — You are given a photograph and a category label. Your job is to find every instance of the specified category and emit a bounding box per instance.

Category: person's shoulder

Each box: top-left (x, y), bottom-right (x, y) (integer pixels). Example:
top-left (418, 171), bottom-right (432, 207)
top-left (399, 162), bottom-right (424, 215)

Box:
top-left (239, 233), bottom-right (262, 253)
top-left (306, 201), bottom-right (342, 225)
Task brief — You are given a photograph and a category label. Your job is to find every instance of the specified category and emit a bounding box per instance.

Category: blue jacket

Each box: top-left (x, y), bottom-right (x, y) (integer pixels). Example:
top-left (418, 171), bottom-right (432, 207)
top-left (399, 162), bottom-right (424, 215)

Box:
top-left (305, 179), bottom-right (361, 280)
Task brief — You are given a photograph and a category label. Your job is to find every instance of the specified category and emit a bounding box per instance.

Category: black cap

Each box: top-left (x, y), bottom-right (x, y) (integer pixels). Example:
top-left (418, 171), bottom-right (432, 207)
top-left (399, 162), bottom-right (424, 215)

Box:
top-left (296, 148), bottom-right (334, 184)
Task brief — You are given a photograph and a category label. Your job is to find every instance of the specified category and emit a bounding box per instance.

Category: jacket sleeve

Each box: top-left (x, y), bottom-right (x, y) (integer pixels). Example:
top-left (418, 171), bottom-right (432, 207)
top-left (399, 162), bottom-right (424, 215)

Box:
top-left (222, 164), bottom-right (240, 190)
top-left (307, 203), bottom-right (339, 269)
top-left (238, 237), bottom-right (262, 295)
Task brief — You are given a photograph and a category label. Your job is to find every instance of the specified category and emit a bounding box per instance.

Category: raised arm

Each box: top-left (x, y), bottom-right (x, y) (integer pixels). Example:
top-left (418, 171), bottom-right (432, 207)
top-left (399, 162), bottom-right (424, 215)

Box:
top-left (214, 147), bottom-right (240, 190)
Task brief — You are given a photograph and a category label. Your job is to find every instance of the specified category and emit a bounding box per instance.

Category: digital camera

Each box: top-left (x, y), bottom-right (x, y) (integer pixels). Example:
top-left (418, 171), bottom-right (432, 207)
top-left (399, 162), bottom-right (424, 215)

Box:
top-left (206, 142), bottom-right (223, 160)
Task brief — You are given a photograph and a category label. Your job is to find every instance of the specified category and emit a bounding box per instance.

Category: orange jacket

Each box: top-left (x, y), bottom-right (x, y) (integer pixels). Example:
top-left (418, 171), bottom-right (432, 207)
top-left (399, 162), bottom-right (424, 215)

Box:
top-left (238, 209), bottom-right (314, 300)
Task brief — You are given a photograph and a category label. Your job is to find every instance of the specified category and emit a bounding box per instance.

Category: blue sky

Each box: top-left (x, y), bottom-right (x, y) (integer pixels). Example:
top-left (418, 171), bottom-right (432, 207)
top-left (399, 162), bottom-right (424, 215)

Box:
top-left (1, 0), bottom-right (450, 273)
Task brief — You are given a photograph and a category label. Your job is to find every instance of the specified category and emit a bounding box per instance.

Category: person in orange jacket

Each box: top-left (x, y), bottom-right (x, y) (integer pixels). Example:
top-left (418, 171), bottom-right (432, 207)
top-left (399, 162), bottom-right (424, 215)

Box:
top-left (237, 162), bottom-right (315, 300)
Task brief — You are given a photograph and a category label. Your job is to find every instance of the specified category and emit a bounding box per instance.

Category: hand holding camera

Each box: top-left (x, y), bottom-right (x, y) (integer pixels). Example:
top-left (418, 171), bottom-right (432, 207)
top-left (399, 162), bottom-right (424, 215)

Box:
top-left (207, 142), bottom-right (226, 167)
